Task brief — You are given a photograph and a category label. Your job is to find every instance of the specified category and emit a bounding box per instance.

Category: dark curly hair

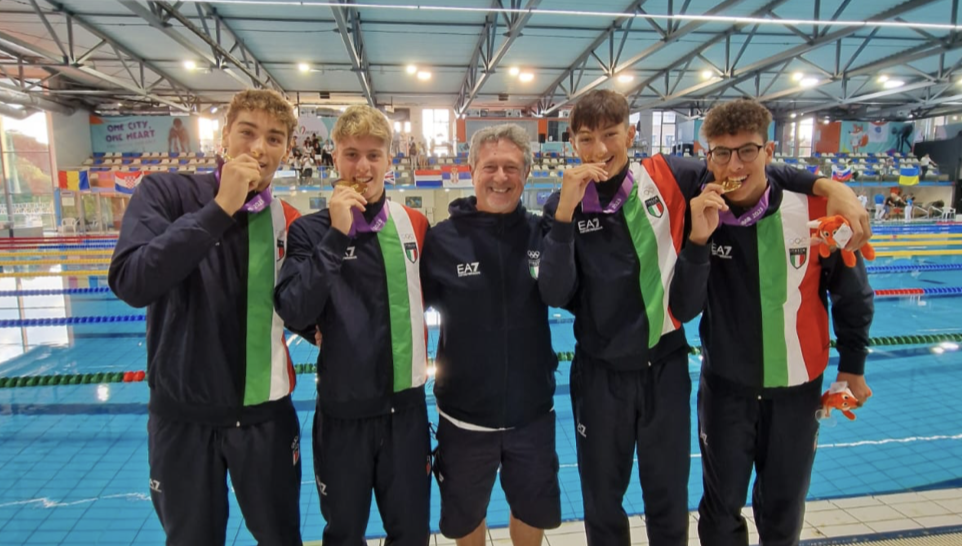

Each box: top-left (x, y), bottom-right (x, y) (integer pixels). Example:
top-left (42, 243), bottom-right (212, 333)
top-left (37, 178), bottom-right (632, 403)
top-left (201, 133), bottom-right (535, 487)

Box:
top-left (702, 99), bottom-right (772, 143)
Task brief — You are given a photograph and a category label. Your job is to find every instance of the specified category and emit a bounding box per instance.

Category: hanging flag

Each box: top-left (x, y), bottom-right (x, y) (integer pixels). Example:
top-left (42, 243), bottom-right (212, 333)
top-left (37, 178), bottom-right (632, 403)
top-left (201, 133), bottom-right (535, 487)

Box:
top-left (831, 165), bottom-right (853, 182)
top-left (806, 164), bottom-right (820, 175)
top-left (114, 171), bottom-right (144, 194)
top-left (383, 170), bottom-right (396, 185)
top-left (441, 165), bottom-right (473, 189)
top-left (57, 170), bottom-right (90, 191)
top-left (414, 169), bottom-right (443, 188)
top-left (899, 166), bottom-right (920, 186)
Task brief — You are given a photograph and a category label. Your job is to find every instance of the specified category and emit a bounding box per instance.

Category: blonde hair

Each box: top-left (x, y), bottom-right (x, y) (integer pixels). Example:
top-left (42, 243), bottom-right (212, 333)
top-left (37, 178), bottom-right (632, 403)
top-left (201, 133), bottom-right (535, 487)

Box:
top-left (225, 89), bottom-right (296, 141)
top-left (331, 105), bottom-right (392, 151)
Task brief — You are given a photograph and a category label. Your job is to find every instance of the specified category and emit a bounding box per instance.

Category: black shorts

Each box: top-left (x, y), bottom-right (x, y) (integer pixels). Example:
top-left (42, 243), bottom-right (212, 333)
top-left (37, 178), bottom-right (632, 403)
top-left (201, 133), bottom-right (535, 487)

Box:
top-left (434, 410), bottom-right (561, 538)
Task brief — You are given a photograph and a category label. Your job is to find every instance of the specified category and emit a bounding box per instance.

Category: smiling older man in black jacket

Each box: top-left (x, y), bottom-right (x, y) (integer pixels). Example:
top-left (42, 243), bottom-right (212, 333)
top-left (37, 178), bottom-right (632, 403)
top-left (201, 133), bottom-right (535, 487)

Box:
top-left (420, 123), bottom-right (560, 546)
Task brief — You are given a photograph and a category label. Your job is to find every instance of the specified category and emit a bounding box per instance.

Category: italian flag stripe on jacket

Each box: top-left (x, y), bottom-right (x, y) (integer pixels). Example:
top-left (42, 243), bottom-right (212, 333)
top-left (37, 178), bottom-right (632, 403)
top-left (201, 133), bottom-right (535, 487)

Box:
top-left (623, 156), bottom-right (686, 348)
top-left (756, 192), bottom-right (830, 387)
top-left (244, 200), bottom-right (300, 406)
top-left (378, 201), bottom-right (429, 392)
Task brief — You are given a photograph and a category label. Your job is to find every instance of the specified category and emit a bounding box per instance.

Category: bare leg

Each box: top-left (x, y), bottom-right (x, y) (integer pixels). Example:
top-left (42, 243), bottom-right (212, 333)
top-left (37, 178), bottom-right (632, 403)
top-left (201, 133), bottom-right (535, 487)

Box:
top-left (456, 519), bottom-right (488, 546)
top-left (509, 514), bottom-right (545, 546)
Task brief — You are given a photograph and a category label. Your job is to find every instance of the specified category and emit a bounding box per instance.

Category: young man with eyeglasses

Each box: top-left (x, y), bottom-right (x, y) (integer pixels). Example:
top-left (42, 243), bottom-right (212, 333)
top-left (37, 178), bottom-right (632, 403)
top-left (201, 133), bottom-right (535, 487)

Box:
top-left (671, 98), bottom-right (873, 546)
top-left (538, 90), bottom-right (870, 546)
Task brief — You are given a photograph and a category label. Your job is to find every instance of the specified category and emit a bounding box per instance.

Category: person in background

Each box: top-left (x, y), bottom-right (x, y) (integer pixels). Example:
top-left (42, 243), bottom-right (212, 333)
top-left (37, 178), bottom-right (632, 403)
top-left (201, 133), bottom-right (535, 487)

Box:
top-left (301, 154), bottom-right (315, 183)
top-left (110, 89), bottom-right (305, 545)
top-left (322, 139), bottom-right (334, 167)
top-left (885, 190), bottom-right (903, 220)
top-left (920, 153), bottom-right (937, 178)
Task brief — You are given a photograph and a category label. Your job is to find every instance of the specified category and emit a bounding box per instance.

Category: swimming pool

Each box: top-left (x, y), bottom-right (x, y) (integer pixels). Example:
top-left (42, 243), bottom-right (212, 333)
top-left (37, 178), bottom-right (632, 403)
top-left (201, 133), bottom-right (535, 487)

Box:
top-left (0, 228), bottom-right (961, 545)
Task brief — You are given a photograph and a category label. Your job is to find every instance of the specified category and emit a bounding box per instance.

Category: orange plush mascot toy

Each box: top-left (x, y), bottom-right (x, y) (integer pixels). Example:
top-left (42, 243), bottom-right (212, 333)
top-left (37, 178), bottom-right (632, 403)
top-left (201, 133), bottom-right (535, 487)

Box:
top-left (818, 382), bottom-right (860, 421)
top-left (807, 215), bottom-right (876, 267)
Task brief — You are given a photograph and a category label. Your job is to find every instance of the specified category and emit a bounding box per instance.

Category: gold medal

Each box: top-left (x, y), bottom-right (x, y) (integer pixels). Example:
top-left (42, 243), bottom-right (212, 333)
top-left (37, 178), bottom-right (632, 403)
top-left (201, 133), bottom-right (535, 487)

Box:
top-left (720, 178), bottom-right (743, 194)
top-left (336, 179), bottom-right (367, 193)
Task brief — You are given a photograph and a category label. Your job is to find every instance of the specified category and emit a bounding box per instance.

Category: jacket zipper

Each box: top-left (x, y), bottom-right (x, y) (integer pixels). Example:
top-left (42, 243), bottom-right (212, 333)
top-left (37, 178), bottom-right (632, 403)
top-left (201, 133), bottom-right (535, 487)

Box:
top-left (498, 216), bottom-right (509, 428)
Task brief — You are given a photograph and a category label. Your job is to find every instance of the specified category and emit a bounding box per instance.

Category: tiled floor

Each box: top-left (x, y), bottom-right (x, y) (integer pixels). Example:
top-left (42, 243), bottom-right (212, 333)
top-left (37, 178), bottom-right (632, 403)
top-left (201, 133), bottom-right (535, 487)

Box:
top-left (347, 488), bottom-right (962, 546)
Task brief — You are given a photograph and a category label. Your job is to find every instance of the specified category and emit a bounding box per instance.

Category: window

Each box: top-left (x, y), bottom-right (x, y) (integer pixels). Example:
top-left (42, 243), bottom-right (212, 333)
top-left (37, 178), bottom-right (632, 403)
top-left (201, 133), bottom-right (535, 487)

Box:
top-left (798, 117), bottom-right (814, 158)
top-left (651, 110), bottom-right (676, 154)
top-left (198, 118), bottom-right (219, 152)
top-left (0, 111), bottom-right (56, 230)
top-left (422, 108), bottom-right (451, 156)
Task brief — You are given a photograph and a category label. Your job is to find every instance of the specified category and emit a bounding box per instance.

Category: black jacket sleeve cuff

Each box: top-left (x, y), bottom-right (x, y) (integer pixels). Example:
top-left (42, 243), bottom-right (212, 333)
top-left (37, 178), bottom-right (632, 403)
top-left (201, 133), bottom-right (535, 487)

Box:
top-left (319, 226), bottom-right (352, 257)
top-left (681, 241), bottom-right (710, 264)
top-left (548, 219), bottom-right (575, 244)
top-left (197, 200), bottom-right (235, 238)
top-left (836, 348), bottom-right (867, 376)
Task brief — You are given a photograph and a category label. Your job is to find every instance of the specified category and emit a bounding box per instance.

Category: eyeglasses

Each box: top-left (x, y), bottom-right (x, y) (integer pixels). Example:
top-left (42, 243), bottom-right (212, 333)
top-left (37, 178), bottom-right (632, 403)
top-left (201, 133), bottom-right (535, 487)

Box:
top-left (708, 143), bottom-right (764, 165)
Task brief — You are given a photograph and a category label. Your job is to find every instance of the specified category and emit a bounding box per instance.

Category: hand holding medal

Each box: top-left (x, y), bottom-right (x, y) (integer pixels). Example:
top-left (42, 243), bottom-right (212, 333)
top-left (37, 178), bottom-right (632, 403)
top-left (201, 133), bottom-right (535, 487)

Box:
top-left (556, 162), bottom-right (609, 222)
top-left (330, 178), bottom-right (369, 236)
top-left (215, 152), bottom-right (264, 215)
top-left (689, 183), bottom-right (729, 245)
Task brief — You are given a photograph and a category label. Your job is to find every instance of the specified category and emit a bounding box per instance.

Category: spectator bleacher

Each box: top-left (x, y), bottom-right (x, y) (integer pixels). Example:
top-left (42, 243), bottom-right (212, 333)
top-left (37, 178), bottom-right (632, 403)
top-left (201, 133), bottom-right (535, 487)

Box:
top-left (73, 150), bottom-right (951, 185)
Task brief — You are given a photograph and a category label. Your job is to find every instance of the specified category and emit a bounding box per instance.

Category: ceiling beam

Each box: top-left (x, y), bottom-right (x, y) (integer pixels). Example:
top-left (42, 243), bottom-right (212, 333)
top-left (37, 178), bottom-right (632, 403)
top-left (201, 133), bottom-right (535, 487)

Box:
top-left (529, 0), bottom-right (650, 115)
top-left (534, 0), bottom-right (753, 115)
top-left (194, 3), bottom-right (285, 92)
top-left (631, 0), bottom-right (943, 111)
top-left (119, 1), bottom-right (279, 92)
top-left (43, 1), bottom-right (199, 98)
top-left (623, 0), bottom-right (789, 108)
top-left (331, 0), bottom-right (376, 106)
top-left (454, 0), bottom-right (542, 116)
top-left (118, 0), bottom-right (246, 89)
top-left (0, 28), bottom-right (191, 112)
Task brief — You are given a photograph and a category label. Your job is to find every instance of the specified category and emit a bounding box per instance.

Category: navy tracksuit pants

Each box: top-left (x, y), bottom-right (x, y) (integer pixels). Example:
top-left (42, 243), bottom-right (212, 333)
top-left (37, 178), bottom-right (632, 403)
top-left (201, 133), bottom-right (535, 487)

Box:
top-left (570, 348), bottom-right (692, 546)
top-left (312, 401), bottom-right (432, 546)
top-left (697, 372), bottom-right (821, 546)
top-left (147, 404), bottom-right (302, 546)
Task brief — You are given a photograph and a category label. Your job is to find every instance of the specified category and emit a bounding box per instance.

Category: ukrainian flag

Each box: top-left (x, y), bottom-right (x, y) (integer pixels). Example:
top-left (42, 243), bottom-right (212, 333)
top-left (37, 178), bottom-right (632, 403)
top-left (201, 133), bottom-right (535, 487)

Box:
top-left (57, 170), bottom-right (90, 191)
top-left (899, 165), bottom-right (919, 186)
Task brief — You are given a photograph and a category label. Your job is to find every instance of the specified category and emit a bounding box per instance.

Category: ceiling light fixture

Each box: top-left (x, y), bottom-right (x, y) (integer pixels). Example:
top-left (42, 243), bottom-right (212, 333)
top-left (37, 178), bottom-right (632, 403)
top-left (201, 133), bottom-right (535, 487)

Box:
top-left (417, 71), bottom-right (432, 80)
top-left (298, 63), bottom-right (310, 72)
top-left (617, 74), bottom-right (634, 83)
top-left (877, 75), bottom-right (889, 83)
top-left (800, 78), bottom-right (819, 88)
top-left (509, 67), bottom-right (520, 76)
top-left (882, 79), bottom-right (905, 89)
top-left (406, 65), bottom-right (418, 74)
top-left (183, 60), bottom-right (197, 70)
top-left (701, 70), bottom-right (713, 80)
top-left (792, 72), bottom-right (805, 82)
